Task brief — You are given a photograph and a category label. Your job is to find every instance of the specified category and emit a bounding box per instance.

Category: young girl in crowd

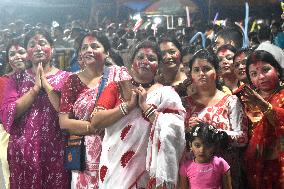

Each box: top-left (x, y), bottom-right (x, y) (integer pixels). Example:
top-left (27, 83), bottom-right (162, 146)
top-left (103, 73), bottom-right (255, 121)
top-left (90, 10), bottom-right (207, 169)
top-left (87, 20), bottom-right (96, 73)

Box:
top-left (179, 122), bottom-right (232, 189)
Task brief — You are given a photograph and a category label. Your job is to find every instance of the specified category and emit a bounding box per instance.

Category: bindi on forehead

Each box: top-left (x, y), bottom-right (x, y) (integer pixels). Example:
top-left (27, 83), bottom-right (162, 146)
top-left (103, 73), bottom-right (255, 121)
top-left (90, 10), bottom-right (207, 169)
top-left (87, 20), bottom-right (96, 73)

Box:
top-left (85, 36), bottom-right (96, 43)
top-left (33, 34), bottom-right (42, 41)
top-left (14, 45), bottom-right (23, 51)
top-left (218, 49), bottom-right (231, 55)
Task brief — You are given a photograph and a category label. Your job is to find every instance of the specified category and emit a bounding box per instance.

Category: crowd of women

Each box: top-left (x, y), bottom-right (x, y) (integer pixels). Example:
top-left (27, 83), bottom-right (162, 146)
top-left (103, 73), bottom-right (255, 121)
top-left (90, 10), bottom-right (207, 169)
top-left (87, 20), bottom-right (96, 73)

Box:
top-left (0, 19), bottom-right (283, 189)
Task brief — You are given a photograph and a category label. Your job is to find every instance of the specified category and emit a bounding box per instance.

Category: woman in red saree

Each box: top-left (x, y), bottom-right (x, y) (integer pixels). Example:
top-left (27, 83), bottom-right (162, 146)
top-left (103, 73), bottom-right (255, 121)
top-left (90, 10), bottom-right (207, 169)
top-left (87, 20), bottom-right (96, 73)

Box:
top-left (241, 50), bottom-right (284, 189)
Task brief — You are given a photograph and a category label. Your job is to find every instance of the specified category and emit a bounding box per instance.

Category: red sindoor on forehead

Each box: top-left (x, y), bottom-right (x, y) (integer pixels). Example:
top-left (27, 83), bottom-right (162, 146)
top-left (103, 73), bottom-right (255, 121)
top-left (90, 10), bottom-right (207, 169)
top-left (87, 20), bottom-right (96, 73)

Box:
top-left (33, 34), bottom-right (41, 41)
top-left (85, 36), bottom-right (96, 43)
top-left (14, 45), bottom-right (21, 51)
top-left (218, 49), bottom-right (230, 55)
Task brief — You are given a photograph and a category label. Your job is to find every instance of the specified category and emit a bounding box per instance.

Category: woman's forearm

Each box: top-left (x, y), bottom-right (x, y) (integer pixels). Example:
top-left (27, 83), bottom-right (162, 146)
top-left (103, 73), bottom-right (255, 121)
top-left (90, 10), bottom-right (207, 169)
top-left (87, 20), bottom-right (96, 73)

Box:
top-left (59, 114), bottom-right (91, 135)
top-left (15, 87), bottom-right (39, 119)
top-left (46, 88), bottom-right (60, 112)
top-left (91, 106), bottom-right (125, 129)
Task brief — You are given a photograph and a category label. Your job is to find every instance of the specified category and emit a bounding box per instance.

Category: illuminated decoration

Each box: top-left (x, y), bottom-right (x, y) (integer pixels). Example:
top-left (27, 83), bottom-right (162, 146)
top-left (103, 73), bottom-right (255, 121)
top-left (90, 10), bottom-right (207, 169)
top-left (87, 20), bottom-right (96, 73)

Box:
top-left (213, 12), bottom-right (219, 25)
top-left (189, 32), bottom-right (206, 48)
top-left (153, 17), bottom-right (162, 24)
top-left (243, 2), bottom-right (249, 48)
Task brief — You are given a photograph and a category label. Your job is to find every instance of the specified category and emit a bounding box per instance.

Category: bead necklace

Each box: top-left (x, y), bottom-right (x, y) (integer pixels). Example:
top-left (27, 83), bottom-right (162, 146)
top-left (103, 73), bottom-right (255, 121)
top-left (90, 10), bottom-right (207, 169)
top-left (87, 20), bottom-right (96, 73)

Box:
top-left (131, 78), bottom-right (155, 88)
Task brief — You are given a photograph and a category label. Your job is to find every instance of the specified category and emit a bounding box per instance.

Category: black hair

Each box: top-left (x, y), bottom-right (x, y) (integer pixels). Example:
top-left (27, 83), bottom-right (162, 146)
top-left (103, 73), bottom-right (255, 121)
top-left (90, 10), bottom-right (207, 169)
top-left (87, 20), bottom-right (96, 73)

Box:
top-left (108, 49), bottom-right (124, 67)
top-left (246, 50), bottom-right (283, 87)
top-left (217, 44), bottom-right (237, 54)
top-left (24, 28), bottom-right (54, 48)
top-left (188, 49), bottom-right (222, 90)
top-left (77, 30), bottom-right (111, 55)
top-left (215, 28), bottom-right (243, 50)
top-left (157, 35), bottom-right (182, 54)
top-left (233, 48), bottom-right (253, 63)
top-left (257, 26), bottom-right (271, 41)
top-left (128, 40), bottom-right (162, 67)
top-left (186, 122), bottom-right (229, 150)
top-left (181, 45), bottom-right (196, 57)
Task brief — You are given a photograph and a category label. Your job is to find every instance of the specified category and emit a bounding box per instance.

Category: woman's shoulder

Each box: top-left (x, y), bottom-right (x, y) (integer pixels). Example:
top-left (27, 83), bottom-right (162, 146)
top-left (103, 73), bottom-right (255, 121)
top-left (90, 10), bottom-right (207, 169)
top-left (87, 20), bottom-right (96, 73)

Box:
top-left (158, 85), bottom-right (179, 94)
top-left (52, 69), bottom-right (71, 77)
top-left (106, 80), bottom-right (120, 89)
top-left (63, 73), bottom-right (85, 88)
top-left (11, 69), bottom-right (30, 81)
top-left (215, 91), bottom-right (238, 104)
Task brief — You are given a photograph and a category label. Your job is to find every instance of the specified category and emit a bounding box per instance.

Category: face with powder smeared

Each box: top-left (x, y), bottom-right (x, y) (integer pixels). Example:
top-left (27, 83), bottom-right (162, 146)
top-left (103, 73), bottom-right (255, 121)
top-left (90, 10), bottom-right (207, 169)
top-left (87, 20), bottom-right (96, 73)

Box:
top-left (132, 47), bottom-right (158, 80)
top-left (27, 34), bottom-right (52, 64)
top-left (190, 58), bottom-right (217, 88)
top-left (79, 35), bottom-right (106, 66)
top-left (159, 41), bottom-right (181, 71)
top-left (8, 45), bottom-right (27, 71)
top-left (249, 61), bottom-right (279, 92)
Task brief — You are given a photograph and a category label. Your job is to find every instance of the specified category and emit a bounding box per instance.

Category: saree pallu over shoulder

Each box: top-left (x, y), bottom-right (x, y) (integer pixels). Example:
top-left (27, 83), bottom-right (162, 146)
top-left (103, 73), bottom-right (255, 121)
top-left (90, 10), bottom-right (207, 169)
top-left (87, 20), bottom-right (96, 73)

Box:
top-left (61, 66), bottom-right (131, 189)
top-left (99, 86), bottom-right (185, 189)
top-left (245, 89), bottom-right (284, 189)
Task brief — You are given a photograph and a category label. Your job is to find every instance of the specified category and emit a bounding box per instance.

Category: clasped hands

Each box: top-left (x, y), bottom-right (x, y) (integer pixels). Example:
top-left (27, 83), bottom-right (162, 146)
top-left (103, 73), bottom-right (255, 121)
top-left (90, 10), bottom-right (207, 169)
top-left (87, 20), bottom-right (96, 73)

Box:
top-left (126, 86), bottom-right (150, 112)
top-left (33, 62), bottom-right (53, 94)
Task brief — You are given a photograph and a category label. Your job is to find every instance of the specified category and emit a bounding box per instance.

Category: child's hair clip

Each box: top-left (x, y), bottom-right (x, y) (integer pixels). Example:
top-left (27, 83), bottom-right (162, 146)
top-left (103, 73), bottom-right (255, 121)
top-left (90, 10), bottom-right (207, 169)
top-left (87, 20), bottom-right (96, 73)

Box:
top-left (192, 126), bottom-right (200, 136)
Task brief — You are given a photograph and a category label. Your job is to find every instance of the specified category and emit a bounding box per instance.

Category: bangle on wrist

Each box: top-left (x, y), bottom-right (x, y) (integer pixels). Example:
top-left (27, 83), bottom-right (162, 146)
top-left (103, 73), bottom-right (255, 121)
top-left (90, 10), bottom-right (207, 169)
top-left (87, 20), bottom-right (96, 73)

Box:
top-left (263, 103), bottom-right (273, 115)
top-left (86, 123), bottom-right (90, 133)
top-left (46, 87), bottom-right (54, 94)
top-left (119, 102), bottom-right (129, 116)
top-left (90, 106), bottom-right (106, 120)
top-left (142, 105), bottom-right (156, 121)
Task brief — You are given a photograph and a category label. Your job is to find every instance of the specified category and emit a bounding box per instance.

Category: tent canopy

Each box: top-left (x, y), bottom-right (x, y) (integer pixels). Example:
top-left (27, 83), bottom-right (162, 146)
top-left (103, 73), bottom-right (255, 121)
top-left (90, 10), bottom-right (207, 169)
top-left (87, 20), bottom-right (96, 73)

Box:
top-left (144, 0), bottom-right (198, 15)
top-left (119, 0), bottom-right (154, 11)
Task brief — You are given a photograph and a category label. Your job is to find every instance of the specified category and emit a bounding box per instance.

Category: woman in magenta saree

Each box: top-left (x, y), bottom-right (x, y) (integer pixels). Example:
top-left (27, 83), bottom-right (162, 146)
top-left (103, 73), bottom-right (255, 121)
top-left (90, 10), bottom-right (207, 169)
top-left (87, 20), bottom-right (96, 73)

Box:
top-left (0, 29), bottom-right (70, 188)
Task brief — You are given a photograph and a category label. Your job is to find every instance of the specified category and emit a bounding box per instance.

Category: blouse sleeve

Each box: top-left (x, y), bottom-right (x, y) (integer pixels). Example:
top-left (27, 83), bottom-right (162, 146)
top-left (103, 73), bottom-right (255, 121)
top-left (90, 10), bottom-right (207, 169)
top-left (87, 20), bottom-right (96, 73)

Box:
top-left (218, 157), bottom-right (230, 174)
top-left (95, 81), bottom-right (120, 110)
top-left (60, 74), bottom-right (80, 113)
top-left (0, 74), bottom-right (20, 133)
top-left (225, 96), bottom-right (248, 147)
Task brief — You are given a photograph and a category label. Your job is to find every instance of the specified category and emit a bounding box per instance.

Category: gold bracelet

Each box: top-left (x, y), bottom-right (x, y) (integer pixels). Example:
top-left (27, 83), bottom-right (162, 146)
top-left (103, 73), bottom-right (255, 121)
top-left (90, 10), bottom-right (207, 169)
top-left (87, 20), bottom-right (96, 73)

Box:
top-left (46, 87), bottom-right (54, 95)
top-left (86, 123), bottom-right (90, 133)
top-left (263, 103), bottom-right (273, 115)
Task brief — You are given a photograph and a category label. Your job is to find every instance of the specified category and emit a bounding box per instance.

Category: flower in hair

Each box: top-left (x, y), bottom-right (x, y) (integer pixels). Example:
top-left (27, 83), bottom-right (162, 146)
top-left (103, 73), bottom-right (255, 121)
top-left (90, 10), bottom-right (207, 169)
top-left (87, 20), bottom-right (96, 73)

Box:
top-left (208, 125), bottom-right (218, 134)
top-left (193, 127), bottom-right (200, 136)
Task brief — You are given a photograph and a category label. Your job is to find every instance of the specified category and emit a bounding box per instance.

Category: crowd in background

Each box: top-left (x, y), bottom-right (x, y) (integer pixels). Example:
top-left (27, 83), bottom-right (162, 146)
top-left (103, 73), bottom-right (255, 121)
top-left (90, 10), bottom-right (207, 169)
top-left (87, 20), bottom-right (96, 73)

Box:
top-left (0, 9), bottom-right (283, 189)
